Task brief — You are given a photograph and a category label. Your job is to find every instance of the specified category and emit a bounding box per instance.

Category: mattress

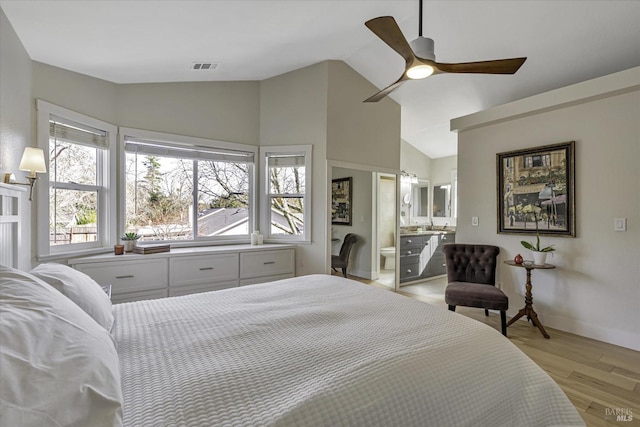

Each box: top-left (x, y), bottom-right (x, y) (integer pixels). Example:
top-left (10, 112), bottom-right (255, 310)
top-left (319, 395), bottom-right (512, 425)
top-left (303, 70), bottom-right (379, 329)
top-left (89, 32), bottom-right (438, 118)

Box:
top-left (113, 274), bottom-right (584, 426)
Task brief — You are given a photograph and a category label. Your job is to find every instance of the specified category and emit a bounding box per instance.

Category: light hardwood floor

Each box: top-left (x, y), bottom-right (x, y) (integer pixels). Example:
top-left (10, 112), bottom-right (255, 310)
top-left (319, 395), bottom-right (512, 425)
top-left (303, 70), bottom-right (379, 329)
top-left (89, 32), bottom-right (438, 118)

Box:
top-left (341, 273), bottom-right (640, 427)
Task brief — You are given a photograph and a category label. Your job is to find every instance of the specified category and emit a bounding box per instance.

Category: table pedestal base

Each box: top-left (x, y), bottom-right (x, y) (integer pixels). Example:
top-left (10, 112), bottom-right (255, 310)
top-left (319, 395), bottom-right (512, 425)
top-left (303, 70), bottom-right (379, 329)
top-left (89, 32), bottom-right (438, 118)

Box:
top-left (507, 306), bottom-right (549, 339)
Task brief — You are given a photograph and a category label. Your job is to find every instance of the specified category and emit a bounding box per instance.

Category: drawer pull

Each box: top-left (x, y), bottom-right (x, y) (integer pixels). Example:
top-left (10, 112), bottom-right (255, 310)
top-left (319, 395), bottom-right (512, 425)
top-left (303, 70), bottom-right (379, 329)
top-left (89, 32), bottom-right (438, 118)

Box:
top-left (406, 269), bottom-right (412, 273)
top-left (407, 239), bottom-right (412, 243)
top-left (199, 267), bottom-right (214, 271)
top-left (263, 261), bottom-right (275, 265)
top-left (115, 275), bottom-right (134, 279)
top-left (442, 236), bottom-right (447, 240)
top-left (407, 250), bottom-right (412, 255)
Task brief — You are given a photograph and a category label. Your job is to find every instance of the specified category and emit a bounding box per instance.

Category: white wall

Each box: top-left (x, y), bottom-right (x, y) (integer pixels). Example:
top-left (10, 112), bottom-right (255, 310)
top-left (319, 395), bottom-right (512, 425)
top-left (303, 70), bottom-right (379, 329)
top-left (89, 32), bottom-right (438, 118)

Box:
top-left (0, 7), bottom-right (32, 269)
top-left (453, 67), bottom-right (640, 350)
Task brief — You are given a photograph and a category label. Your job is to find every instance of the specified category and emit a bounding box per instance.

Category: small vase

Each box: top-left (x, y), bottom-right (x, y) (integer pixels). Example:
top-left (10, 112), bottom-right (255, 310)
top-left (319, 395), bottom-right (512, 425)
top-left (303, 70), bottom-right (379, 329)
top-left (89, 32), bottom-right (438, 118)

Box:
top-left (532, 251), bottom-right (547, 266)
top-left (123, 240), bottom-right (136, 253)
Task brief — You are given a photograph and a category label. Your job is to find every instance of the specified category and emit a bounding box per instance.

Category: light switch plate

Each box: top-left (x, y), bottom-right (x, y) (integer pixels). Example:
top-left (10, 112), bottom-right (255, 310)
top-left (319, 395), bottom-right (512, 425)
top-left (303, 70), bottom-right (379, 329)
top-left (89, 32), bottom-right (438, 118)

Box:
top-left (472, 216), bottom-right (479, 226)
top-left (614, 218), bottom-right (627, 231)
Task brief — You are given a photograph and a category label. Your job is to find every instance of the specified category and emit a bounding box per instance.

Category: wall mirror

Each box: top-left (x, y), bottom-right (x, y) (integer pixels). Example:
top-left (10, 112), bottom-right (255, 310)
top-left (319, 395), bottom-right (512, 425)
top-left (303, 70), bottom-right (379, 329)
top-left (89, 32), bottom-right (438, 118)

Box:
top-left (432, 184), bottom-right (451, 218)
top-left (411, 180), bottom-right (430, 219)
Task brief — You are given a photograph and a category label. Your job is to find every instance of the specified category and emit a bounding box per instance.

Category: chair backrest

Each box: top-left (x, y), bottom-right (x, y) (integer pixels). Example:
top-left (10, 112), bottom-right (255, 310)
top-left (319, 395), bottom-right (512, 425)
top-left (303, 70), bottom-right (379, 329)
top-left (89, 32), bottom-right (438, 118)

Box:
top-left (338, 233), bottom-right (358, 260)
top-left (442, 244), bottom-right (500, 285)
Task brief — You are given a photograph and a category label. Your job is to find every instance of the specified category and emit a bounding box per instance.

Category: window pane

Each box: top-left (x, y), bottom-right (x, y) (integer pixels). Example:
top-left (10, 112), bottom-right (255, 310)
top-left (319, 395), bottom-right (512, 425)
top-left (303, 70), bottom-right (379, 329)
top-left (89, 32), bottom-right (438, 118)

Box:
top-left (49, 188), bottom-right (98, 246)
top-left (270, 197), bottom-right (304, 235)
top-left (269, 166), bottom-right (305, 194)
top-left (49, 140), bottom-right (97, 185)
top-left (125, 153), bottom-right (193, 241)
top-left (197, 160), bottom-right (249, 237)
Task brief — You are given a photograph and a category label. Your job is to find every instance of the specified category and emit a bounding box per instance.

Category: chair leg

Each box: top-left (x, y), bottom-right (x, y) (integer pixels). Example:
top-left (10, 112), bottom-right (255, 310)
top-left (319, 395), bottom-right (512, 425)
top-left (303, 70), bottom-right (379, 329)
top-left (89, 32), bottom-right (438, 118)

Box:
top-left (341, 267), bottom-right (347, 278)
top-left (448, 305), bottom-right (456, 312)
top-left (501, 310), bottom-right (507, 336)
top-left (484, 309), bottom-right (489, 317)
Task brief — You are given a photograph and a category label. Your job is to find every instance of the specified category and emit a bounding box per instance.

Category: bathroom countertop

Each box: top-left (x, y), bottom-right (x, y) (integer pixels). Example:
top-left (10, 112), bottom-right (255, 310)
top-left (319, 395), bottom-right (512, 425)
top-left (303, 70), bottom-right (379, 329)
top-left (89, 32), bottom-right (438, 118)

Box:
top-left (400, 230), bottom-right (455, 236)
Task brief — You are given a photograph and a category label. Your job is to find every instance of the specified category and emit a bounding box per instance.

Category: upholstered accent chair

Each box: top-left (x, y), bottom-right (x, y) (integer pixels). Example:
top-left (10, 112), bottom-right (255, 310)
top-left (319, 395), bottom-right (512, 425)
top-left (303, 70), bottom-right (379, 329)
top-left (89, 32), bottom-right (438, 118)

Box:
top-left (442, 244), bottom-right (508, 336)
top-left (331, 234), bottom-right (358, 278)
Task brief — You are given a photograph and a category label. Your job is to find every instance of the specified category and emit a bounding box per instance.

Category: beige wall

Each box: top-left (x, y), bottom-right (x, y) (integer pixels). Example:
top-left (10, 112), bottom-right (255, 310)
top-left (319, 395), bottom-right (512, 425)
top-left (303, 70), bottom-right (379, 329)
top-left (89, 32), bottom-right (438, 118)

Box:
top-left (0, 8), bottom-right (32, 178)
top-left (332, 167), bottom-right (374, 278)
top-left (260, 62), bottom-right (329, 276)
top-left (326, 61), bottom-right (401, 170)
top-left (0, 7), bottom-right (32, 270)
top-left (401, 140), bottom-right (431, 180)
top-left (453, 68), bottom-right (640, 350)
top-left (117, 81), bottom-right (260, 145)
top-left (32, 62), bottom-right (118, 124)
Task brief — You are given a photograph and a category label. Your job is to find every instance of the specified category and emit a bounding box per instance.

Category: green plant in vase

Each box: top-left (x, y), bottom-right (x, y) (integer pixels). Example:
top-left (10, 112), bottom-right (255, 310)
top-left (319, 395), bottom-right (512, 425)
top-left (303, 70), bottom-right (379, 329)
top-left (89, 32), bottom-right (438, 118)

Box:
top-left (520, 211), bottom-right (554, 265)
top-left (120, 232), bottom-right (141, 252)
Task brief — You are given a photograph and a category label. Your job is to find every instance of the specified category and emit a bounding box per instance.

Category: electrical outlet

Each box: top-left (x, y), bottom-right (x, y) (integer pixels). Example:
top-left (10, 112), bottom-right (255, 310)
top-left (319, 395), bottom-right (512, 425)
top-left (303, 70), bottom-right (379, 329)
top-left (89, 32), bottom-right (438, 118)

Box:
top-left (472, 216), bottom-right (479, 226)
top-left (497, 281), bottom-right (503, 290)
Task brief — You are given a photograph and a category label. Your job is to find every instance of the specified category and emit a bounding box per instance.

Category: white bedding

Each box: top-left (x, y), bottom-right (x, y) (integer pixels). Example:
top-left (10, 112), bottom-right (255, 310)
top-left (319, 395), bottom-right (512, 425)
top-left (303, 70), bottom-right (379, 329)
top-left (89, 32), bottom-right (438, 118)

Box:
top-left (113, 274), bottom-right (583, 426)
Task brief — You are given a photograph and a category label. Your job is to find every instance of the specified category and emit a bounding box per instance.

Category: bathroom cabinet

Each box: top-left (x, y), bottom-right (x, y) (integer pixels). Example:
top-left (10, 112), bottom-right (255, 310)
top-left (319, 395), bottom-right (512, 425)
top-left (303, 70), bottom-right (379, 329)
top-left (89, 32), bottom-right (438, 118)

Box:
top-left (399, 232), bottom-right (455, 284)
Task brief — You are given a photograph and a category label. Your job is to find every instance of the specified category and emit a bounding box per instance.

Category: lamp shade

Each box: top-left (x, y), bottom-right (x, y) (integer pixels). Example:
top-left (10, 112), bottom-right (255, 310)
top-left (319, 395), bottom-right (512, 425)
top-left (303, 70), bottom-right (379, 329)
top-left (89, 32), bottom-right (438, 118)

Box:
top-left (19, 147), bottom-right (47, 178)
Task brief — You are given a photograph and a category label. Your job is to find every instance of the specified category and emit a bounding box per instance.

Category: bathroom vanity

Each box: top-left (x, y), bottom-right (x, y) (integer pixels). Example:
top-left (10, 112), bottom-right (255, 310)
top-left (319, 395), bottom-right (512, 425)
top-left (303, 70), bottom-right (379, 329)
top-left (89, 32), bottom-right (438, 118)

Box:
top-left (399, 231), bottom-right (455, 284)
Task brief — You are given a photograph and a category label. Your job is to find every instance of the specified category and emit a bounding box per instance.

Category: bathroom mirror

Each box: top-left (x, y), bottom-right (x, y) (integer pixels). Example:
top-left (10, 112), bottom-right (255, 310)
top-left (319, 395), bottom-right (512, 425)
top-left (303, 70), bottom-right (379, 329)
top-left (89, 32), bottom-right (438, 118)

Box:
top-left (432, 184), bottom-right (451, 218)
top-left (411, 180), bottom-right (430, 219)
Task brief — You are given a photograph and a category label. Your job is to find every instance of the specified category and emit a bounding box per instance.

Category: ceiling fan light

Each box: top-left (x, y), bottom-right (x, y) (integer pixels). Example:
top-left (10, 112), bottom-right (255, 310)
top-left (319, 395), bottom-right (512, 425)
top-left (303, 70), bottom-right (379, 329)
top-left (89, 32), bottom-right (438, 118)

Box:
top-left (407, 65), bottom-right (434, 79)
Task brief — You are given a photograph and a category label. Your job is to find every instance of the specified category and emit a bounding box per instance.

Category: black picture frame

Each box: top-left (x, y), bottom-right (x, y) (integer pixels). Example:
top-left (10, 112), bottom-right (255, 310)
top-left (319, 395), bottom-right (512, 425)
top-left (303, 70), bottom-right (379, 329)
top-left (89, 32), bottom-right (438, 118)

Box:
top-left (331, 177), bottom-right (353, 226)
top-left (497, 141), bottom-right (575, 237)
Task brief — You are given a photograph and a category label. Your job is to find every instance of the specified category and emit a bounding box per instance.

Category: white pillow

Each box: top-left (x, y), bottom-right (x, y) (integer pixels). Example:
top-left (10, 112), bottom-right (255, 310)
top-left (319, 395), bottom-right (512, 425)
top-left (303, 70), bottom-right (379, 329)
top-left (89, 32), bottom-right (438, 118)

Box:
top-left (0, 265), bottom-right (123, 427)
top-left (31, 262), bottom-right (114, 331)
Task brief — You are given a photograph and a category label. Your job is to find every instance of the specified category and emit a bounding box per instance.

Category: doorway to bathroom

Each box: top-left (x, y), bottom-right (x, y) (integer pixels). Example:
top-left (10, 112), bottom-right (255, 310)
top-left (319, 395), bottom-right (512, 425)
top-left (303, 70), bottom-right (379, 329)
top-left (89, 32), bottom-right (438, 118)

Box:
top-left (376, 173), bottom-right (397, 290)
top-left (328, 161), bottom-right (399, 289)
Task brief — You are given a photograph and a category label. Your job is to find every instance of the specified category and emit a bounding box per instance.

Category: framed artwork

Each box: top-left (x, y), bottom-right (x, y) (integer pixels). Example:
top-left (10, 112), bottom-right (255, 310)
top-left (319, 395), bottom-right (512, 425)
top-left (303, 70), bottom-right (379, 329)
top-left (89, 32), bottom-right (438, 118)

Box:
top-left (331, 177), bottom-right (353, 226)
top-left (497, 141), bottom-right (575, 237)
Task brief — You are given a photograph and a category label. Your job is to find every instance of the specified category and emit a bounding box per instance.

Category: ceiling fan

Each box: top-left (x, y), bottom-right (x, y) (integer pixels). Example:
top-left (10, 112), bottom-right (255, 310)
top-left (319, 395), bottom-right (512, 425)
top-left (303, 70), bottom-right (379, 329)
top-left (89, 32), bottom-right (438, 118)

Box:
top-left (364, 0), bottom-right (527, 102)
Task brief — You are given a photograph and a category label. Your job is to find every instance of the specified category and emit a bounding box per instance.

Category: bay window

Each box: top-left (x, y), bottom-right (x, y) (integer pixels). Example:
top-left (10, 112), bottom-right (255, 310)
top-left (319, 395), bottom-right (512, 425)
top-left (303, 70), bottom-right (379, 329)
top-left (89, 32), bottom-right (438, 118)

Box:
top-left (36, 100), bottom-right (117, 257)
top-left (261, 145), bottom-right (312, 242)
top-left (122, 129), bottom-right (256, 243)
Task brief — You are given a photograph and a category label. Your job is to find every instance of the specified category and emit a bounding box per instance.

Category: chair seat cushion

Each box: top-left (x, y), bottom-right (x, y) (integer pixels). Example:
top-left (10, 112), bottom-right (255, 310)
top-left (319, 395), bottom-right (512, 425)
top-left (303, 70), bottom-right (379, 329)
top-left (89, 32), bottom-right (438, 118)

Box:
top-left (331, 255), bottom-right (347, 269)
top-left (445, 282), bottom-right (509, 311)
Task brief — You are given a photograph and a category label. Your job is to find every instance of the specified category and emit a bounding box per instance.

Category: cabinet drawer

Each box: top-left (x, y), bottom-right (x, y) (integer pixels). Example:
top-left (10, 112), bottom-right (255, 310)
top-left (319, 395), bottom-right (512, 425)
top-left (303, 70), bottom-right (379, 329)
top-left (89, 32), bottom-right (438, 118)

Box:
top-left (400, 235), bottom-right (423, 248)
top-left (400, 247), bottom-right (422, 257)
top-left (240, 249), bottom-right (294, 279)
top-left (239, 272), bottom-right (295, 287)
top-left (170, 253), bottom-right (239, 287)
top-left (168, 279), bottom-right (238, 297)
top-left (399, 261), bottom-right (420, 280)
top-left (112, 288), bottom-right (168, 304)
top-left (74, 259), bottom-right (168, 293)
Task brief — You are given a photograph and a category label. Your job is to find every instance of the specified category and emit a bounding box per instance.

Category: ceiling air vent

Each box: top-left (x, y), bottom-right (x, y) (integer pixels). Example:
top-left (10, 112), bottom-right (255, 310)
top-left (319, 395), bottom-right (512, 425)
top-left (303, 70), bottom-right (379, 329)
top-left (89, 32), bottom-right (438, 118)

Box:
top-left (191, 62), bottom-right (220, 71)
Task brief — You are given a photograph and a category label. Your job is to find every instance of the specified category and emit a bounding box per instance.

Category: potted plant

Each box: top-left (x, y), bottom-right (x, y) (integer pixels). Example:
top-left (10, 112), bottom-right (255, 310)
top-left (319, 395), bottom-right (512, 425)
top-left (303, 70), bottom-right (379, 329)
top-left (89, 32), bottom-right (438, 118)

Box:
top-left (520, 211), bottom-right (554, 265)
top-left (120, 232), bottom-right (140, 253)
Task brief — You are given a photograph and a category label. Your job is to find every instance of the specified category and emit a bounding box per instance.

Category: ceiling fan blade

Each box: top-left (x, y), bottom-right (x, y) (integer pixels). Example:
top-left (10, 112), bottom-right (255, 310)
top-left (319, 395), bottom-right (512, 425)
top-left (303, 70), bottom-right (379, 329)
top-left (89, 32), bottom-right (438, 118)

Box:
top-left (365, 16), bottom-right (416, 64)
top-left (435, 57), bottom-right (527, 74)
top-left (364, 75), bottom-right (409, 103)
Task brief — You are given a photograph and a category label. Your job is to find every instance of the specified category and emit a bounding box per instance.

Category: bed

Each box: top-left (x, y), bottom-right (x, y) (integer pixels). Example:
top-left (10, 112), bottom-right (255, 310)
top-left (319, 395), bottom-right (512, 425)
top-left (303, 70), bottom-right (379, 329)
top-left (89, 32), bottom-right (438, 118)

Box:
top-left (1, 265), bottom-right (584, 427)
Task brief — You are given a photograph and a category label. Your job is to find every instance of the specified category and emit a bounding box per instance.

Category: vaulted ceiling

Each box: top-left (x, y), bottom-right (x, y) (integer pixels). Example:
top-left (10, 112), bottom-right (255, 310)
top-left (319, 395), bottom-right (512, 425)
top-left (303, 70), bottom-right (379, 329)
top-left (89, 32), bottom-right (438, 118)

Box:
top-left (2, 1), bottom-right (639, 158)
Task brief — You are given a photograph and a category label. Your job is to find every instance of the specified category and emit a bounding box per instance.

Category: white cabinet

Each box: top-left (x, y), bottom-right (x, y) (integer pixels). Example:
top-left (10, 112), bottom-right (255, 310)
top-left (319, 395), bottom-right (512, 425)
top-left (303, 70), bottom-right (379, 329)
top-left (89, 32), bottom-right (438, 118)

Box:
top-left (70, 244), bottom-right (295, 303)
top-left (240, 249), bottom-right (295, 283)
top-left (74, 258), bottom-right (169, 304)
top-left (169, 253), bottom-right (239, 296)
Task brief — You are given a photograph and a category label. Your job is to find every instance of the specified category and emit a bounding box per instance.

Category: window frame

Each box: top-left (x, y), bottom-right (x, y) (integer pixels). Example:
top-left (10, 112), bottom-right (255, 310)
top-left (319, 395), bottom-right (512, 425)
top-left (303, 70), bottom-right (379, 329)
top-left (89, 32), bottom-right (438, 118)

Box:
top-left (119, 127), bottom-right (258, 246)
top-left (260, 145), bottom-right (312, 243)
top-left (36, 100), bottom-right (117, 259)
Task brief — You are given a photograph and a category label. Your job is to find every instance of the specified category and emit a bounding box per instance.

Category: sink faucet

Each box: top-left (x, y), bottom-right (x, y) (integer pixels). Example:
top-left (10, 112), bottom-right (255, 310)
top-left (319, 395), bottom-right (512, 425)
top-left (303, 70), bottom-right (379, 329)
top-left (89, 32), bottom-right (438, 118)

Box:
top-left (429, 218), bottom-right (434, 230)
top-left (441, 222), bottom-right (448, 231)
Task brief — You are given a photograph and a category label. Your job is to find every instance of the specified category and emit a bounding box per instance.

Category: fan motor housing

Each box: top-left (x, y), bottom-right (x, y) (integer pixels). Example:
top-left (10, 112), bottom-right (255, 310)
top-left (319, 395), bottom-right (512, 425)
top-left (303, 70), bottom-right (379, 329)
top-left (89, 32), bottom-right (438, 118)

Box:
top-left (410, 37), bottom-right (435, 61)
